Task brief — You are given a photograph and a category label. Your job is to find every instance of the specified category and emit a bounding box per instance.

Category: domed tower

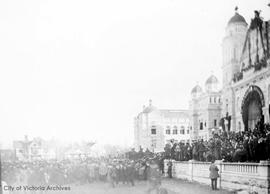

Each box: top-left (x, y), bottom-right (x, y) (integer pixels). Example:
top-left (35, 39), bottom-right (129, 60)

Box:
top-left (222, 9), bottom-right (248, 86)
top-left (191, 84), bottom-right (203, 99)
top-left (221, 8), bottom-right (248, 131)
top-left (205, 75), bottom-right (219, 93)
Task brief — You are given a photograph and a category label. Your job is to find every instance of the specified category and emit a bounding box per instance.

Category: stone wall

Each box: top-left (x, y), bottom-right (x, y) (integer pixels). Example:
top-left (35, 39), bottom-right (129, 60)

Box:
top-left (164, 160), bottom-right (270, 194)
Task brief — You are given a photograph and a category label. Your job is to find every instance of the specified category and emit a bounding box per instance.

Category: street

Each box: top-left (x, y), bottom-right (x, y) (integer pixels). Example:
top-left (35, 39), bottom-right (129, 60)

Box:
top-left (43, 179), bottom-right (233, 194)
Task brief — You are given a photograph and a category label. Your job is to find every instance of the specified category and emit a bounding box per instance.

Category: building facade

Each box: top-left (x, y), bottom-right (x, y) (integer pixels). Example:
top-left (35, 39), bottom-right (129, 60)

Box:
top-left (222, 11), bottom-right (270, 132)
top-left (134, 100), bottom-right (190, 152)
top-left (190, 10), bottom-right (270, 139)
top-left (189, 75), bottom-right (222, 141)
top-left (13, 136), bottom-right (57, 161)
top-left (135, 9), bottom-right (270, 147)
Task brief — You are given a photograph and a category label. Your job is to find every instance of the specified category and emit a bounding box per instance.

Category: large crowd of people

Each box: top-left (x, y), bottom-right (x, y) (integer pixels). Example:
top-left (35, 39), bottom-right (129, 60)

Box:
top-left (1, 153), bottom-right (166, 193)
top-left (1, 123), bottom-right (270, 194)
top-left (165, 123), bottom-right (270, 162)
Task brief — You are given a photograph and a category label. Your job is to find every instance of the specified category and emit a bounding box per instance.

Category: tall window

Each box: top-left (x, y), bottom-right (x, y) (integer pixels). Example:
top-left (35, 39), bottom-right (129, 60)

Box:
top-left (151, 126), bottom-right (156, 135)
top-left (214, 119), bottom-right (217, 127)
top-left (180, 126), bottom-right (185, 134)
top-left (166, 126), bottom-right (171, 135)
top-left (173, 126), bottom-right (178, 135)
top-left (200, 122), bottom-right (203, 130)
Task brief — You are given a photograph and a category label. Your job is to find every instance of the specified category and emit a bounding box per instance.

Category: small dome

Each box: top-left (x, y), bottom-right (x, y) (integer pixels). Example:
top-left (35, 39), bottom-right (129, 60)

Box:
top-left (143, 106), bottom-right (157, 114)
top-left (205, 75), bottom-right (218, 85)
top-left (142, 99), bottom-right (157, 113)
top-left (228, 12), bottom-right (247, 25)
top-left (191, 85), bottom-right (202, 94)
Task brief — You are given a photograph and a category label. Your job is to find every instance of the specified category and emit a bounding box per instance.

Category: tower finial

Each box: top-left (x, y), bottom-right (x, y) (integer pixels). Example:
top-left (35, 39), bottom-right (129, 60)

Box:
top-left (235, 6), bottom-right (238, 13)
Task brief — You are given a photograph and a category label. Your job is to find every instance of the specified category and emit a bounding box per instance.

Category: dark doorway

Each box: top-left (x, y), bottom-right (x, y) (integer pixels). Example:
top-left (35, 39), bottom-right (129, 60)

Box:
top-left (241, 86), bottom-right (264, 130)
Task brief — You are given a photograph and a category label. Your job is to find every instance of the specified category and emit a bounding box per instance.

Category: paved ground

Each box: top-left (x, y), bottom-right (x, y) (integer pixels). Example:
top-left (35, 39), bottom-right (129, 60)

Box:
top-left (162, 179), bottom-right (233, 194)
top-left (44, 182), bottom-right (177, 194)
top-left (42, 179), bottom-right (233, 194)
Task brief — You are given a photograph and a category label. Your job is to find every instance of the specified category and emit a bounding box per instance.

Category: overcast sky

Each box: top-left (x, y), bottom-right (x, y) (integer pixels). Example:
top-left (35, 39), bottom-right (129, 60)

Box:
top-left (0, 0), bottom-right (269, 147)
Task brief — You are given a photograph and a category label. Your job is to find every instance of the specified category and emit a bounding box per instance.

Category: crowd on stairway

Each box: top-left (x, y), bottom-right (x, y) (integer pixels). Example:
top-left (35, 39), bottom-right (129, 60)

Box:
top-left (164, 123), bottom-right (270, 162)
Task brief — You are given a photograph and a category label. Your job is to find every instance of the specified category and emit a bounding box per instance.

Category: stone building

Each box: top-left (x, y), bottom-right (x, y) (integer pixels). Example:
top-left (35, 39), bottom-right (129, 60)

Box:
top-left (221, 10), bottom-right (270, 132)
top-left (134, 100), bottom-right (190, 152)
top-left (190, 9), bottom-right (270, 138)
top-left (135, 9), bottom-right (270, 145)
top-left (189, 75), bottom-right (222, 140)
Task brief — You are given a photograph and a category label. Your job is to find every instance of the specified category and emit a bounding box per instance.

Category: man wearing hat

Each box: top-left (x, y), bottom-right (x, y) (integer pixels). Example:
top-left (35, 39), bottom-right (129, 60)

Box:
top-left (209, 160), bottom-right (219, 190)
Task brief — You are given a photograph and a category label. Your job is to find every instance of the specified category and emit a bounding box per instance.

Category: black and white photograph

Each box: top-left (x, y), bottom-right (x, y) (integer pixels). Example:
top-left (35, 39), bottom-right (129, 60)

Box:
top-left (0, 0), bottom-right (270, 193)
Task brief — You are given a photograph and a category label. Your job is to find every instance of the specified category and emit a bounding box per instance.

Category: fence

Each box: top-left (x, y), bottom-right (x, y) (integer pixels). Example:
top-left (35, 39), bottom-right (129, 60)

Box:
top-left (164, 160), bottom-right (270, 194)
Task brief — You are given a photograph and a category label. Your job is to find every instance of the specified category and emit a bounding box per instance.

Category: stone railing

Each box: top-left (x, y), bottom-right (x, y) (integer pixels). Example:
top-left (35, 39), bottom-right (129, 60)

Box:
top-left (164, 160), bottom-right (270, 194)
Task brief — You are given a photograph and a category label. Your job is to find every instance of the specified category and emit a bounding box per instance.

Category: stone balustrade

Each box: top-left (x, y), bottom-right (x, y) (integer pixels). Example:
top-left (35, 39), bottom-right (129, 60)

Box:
top-left (164, 160), bottom-right (270, 194)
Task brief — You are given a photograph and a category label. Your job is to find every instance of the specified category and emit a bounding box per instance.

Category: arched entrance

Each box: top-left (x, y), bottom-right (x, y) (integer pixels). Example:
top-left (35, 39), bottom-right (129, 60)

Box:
top-left (241, 85), bottom-right (265, 130)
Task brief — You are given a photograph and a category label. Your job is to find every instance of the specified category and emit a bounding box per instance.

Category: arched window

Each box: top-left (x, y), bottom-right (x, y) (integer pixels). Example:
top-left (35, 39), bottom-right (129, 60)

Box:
top-left (180, 126), bottom-right (185, 134)
top-left (165, 126), bottom-right (171, 135)
top-left (214, 97), bottom-right (216, 103)
top-left (173, 126), bottom-right (178, 134)
top-left (200, 122), bottom-right (203, 130)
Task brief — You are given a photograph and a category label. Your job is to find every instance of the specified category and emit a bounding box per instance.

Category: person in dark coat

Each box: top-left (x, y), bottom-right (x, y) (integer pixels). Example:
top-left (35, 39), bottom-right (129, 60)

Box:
top-left (209, 160), bottom-right (219, 190)
top-left (198, 140), bottom-right (206, 161)
top-left (214, 138), bottom-right (222, 160)
top-left (126, 162), bottom-right (135, 186)
top-left (192, 142), bottom-right (198, 160)
top-left (167, 160), bottom-right (172, 178)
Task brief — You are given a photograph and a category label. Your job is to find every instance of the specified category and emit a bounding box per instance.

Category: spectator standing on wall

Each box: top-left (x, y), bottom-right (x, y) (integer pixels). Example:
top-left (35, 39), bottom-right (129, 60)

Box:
top-left (209, 160), bottom-right (219, 190)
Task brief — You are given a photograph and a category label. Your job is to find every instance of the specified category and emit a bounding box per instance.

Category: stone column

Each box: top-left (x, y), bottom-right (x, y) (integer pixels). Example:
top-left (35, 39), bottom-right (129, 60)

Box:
top-left (258, 161), bottom-right (270, 194)
top-left (262, 107), bottom-right (269, 123)
top-left (164, 159), bottom-right (168, 177)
